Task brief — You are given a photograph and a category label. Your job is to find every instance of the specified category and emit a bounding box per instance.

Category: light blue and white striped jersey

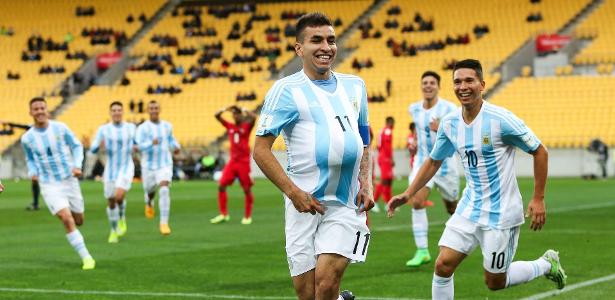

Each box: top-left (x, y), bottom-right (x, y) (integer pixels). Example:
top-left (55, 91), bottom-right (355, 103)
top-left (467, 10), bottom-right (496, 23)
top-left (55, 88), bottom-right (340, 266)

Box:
top-left (408, 98), bottom-right (457, 176)
top-left (135, 120), bottom-right (180, 171)
top-left (21, 121), bottom-right (84, 183)
top-left (256, 70), bottom-right (369, 208)
top-left (90, 122), bottom-right (136, 182)
top-left (430, 101), bottom-right (541, 229)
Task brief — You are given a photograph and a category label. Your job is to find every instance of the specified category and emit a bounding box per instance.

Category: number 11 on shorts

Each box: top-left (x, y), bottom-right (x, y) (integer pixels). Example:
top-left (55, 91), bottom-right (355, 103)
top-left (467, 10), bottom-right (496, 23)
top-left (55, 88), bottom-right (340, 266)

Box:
top-left (352, 231), bottom-right (370, 256)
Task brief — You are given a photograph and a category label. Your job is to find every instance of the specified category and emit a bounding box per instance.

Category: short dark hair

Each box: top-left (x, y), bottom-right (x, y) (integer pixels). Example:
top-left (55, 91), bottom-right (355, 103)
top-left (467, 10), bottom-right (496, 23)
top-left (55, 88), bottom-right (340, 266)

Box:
top-left (29, 97), bottom-right (46, 107)
top-left (409, 122), bottom-right (416, 130)
top-left (148, 100), bottom-right (158, 106)
top-left (421, 71), bottom-right (441, 86)
top-left (296, 12), bottom-right (332, 42)
top-left (386, 116), bottom-right (395, 124)
top-left (453, 59), bottom-right (483, 81)
top-left (110, 101), bottom-right (123, 109)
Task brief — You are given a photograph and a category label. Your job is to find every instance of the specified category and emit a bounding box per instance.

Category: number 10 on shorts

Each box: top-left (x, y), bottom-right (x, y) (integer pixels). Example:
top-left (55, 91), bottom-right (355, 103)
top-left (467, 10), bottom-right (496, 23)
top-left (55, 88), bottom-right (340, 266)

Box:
top-left (352, 231), bottom-right (370, 256)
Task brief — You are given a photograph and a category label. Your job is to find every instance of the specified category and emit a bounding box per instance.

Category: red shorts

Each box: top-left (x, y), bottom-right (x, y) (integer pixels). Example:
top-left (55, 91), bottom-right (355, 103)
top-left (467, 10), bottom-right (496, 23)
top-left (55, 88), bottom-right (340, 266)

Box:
top-left (378, 159), bottom-right (393, 180)
top-left (219, 160), bottom-right (253, 188)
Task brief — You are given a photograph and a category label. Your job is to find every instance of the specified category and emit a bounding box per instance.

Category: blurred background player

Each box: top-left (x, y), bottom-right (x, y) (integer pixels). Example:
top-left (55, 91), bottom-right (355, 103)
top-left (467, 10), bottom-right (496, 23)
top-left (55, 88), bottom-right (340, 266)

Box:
top-left (405, 71), bottom-right (459, 268)
top-left (373, 116), bottom-right (394, 212)
top-left (1, 120), bottom-right (41, 211)
top-left (21, 97), bottom-right (95, 270)
top-left (210, 105), bottom-right (256, 225)
top-left (89, 101), bottom-right (136, 243)
top-left (135, 100), bottom-right (180, 235)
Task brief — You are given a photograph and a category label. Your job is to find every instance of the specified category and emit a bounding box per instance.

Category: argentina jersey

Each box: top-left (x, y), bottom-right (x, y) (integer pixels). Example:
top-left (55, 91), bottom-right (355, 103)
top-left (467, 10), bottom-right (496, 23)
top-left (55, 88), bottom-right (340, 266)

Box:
top-left (21, 121), bottom-right (84, 183)
top-left (136, 120), bottom-right (180, 170)
top-left (90, 122), bottom-right (136, 182)
top-left (256, 70), bottom-right (369, 208)
top-left (430, 101), bottom-right (541, 229)
top-left (408, 98), bottom-right (457, 176)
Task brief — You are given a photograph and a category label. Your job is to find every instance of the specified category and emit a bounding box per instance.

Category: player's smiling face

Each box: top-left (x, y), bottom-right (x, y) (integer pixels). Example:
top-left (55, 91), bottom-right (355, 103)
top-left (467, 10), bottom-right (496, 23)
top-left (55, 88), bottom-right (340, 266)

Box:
top-left (421, 76), bottom-right (440, 101)
top-left (453, 68), bottom-right (485, 107)
top-left (29, 100), bottom-right (48, 126)
top-left (110, 104), bottom-right (123, 124)
top-left (295, 25), bottom-right (336, 80)
top-left (148, 102), bottom-right (160, 122)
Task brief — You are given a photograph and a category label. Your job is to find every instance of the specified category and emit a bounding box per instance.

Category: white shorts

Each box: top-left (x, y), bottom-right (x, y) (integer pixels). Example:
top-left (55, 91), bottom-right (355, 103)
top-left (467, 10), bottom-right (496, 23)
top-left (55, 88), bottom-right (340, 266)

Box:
top-left (438, 214), bottom-right (520, 273)
top-left (409, 164), bottom-right (460, 201)
top-left (142, 166), bottom-right (172, 193)
top-left (104, 176), bottom-right (133, 199)
top-left (285, 200), bottom-right (370, 277)
top-left (39, 177), bottom-right (85, 215)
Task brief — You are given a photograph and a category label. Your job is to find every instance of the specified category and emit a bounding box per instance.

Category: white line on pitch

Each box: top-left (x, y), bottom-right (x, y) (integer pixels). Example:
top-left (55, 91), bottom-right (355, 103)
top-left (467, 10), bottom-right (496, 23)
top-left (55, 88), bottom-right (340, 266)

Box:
top-left (0, 287), bottom-right (423, 300)
top-left (519, 273), bottom-right (615, 300)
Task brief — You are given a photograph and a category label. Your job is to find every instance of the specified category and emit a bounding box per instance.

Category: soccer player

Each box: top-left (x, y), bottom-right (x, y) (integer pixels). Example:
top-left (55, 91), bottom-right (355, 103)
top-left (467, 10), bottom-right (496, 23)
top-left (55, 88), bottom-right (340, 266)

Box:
top-left (373, 117), bottom-right (394, 213)
top-left (89, 101), bottom-right (136, 243)
top-left (388, 59), bottom-right (566, 298)
top-left (253, 13), bottom-right (373, 300)
top-left (210, 105), bottom-right (256, 225)
top-left (405, 71), bottom-right (460, 267)
top-left (135, 100), bottom-right (180, 235)
top-left (21, 97), bottom-right (95, 270)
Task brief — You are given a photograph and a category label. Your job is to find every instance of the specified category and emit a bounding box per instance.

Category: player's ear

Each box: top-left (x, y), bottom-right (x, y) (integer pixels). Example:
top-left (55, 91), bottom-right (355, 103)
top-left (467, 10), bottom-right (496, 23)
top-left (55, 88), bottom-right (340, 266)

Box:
top-left (480, 80), bottom-right (486, 92)
top-left (294, 42), bottom-right (303, 57)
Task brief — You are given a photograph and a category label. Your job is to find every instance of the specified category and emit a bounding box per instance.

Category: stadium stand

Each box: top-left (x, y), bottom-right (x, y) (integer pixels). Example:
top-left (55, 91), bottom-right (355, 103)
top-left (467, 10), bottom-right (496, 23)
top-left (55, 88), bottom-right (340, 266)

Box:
top-left (574, 0), bottom-right (615, 65)
top-left (59, 1), bottom-right (372, 148)
top-left (0, 0), bottom-right (165, 152)
top-left (336, 0), bottom-right (591, 149)
top-left (491, 76), bottom-right (615, 148)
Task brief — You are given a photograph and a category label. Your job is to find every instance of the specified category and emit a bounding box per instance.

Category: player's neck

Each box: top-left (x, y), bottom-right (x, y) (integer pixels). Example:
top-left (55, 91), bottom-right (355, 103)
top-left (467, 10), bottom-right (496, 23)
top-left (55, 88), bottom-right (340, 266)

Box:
top-left (423, 97), bottom-right (438, 109)
top-left (112, 121), bottom-right (122, 126)
top-left (304, 68), bottom-right (331, 81)
top-left (34, 120), bottom-right (49, 129)
top-left (461, 99), bottom-right (484, 124)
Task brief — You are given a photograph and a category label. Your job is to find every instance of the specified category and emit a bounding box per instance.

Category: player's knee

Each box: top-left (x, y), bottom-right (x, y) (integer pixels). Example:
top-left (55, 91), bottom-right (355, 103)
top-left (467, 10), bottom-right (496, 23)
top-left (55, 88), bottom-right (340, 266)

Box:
top-left (434, 258), bottom-right (455, 277)
top-left (218, 185), bottom-right (227, 192)
top-left (159, 181), bottom-right (169, 187)
top-left (485, 278), bottom-right (506, 291)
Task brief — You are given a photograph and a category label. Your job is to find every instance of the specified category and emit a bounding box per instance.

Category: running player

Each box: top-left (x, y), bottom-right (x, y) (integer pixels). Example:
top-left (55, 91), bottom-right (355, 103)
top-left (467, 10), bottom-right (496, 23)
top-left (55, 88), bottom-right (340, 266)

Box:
top-left (373, 117), bottom-right (394, 212)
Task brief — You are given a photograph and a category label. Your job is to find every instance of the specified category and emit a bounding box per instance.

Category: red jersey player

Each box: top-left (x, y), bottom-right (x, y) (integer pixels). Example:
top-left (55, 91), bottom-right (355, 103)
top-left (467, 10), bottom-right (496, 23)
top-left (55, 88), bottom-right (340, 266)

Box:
top-left (374, 116), bottom-right (395, 211)
top-left (211, 105), bottom-right (256, 225)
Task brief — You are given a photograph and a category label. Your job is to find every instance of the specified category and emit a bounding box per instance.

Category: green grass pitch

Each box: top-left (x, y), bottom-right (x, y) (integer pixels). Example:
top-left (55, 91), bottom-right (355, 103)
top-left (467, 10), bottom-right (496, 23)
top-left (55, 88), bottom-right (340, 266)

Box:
top-left (0, 177), bottom-right (613, 299)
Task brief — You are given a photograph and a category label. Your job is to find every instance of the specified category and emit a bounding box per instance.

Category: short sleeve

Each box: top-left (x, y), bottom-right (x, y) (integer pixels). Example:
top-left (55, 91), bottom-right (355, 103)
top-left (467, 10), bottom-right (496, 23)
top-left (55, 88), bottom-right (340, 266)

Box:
top-left (357, 80), bottom-right (369, 127)
top-left (500, 111), bottom-right (541, 153)
top-left (430, 121), bottom-right (455, 160)
top-left (255, 85), bottom-right (298, 137)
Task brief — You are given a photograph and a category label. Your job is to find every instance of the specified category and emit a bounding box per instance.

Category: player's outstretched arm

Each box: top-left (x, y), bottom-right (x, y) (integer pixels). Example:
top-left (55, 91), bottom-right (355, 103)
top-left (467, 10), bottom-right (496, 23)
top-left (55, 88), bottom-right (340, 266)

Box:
top-left (253, 135), bottom-right (324, 215)
top-left (387, 158), bottom-right (442, 217)
top-left (0, 180), bottom-right (4, 193)
top-left (526, 144), bottom-right (548, 231)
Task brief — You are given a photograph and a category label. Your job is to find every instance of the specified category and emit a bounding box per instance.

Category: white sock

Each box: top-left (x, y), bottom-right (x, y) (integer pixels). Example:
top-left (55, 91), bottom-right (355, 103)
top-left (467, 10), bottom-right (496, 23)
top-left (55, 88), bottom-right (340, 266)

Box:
top-left (506, 258), bottom-right (551, 287)
top-left (66, 229), bottom-right (92, 260)
top-left (106, 206), bottom-right (119, 231)
top-left (432, 273), bottom-right (454, 300)
top-left (337, 296), bottom-right (343, 300)
top-left (159, 186), bottom-right (170, 224)
top-left (412, 208), bottom-right (428, 249)
top-left (118, 200), bottom-right (126, 220)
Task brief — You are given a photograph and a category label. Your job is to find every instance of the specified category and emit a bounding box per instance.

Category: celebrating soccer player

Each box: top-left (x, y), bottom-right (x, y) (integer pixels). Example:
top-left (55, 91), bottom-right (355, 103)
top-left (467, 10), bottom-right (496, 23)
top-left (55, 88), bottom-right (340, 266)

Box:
top-left (135, 100), bottom-right (180, 235)
top-left (210, 105), bottom-right (256, 225)
top-left (21, 97), bottom-right (95, 270)
top-left (253, 12), bottom-right (373, 300)
top-left (89, 101), bottom-right (136, 243)
top-left (405, 71), bottom-right (460, 267)
top-left (388, 59), bottom-right (566, 298)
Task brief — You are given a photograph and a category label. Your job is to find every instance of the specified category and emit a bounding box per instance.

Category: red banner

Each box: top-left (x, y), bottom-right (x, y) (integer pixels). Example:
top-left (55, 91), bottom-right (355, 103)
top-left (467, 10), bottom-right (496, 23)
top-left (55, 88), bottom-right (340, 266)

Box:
top-left (536, 34), bottom-right (571, 53)
top-left (96, 52), bottom-right (122, 70)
